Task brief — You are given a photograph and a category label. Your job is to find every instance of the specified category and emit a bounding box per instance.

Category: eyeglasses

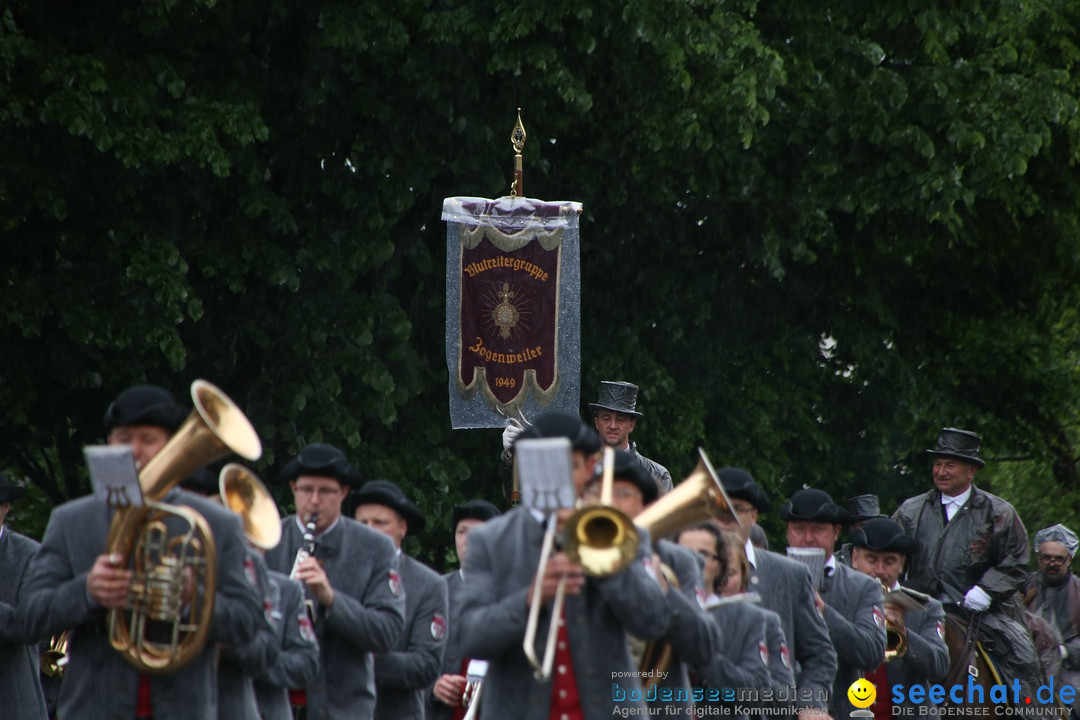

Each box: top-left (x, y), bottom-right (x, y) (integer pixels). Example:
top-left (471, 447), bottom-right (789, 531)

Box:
top-left (583, 486), bottom-right (641, 501)
top-left (1039, 554), bottom-right (1070, 566)
top-left (294, 486), bottom-right (342, 498)
top-left (732, 504), bottom-right (756, 515)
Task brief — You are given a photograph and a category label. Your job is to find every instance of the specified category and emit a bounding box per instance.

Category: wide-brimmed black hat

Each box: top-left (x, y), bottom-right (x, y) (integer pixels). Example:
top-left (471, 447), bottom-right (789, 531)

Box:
top-left (279, 443), bottom-right (363, 487)
top-left (515, 410), bottom-right (601, 455)
top-left (451, 499), bottom-right (501, 530)
top-left (587, 381), bottom-right (643, 418)
top-left (845, 494), bottom-right (886, 522)
top-left (779, 488), bottom-right (850, 524)
top-left (926, 427), bottom-right (985, 469)
top-left (601, 449), bottom-right (659, 505)
top-left (103, 384), bottom-right (188, 434)
top-left (850, 518), bottom-right (916, 555)
top-left (0, 472), bottom-right (27, 503)
top-left (716, 467), bottom-right (771, 512)
top-left (351, 480), bottom-right (426, 535)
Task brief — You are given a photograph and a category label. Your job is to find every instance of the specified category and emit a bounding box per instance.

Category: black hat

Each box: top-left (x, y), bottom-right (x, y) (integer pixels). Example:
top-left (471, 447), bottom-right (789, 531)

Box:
top-left (350, 480), bottom-right (426, 535)
top-left (515, 410), bottom-right (601, 455)
top-left (103, 384), bottom-right (188, 434)
top-left (716, 467), bottom-right (771, 512)
top-left (451, 499), bottom-right (501, 530)
top-left (926, 427), bottom-right (985, 469)
top-left (0, 472), bottom-right (27, 503)
top-left (279, 443), bottom-right (363, 487)
top-left (587, 381), bottom-right (643, 418)
top-left (603, 449), bottom-right (659, 505)
top-left (845, 494), bottom-right (886, 522)
top-left (850, 518), bottom-right (916, 555)
top-left (779, 488), bottom-right (850, 524)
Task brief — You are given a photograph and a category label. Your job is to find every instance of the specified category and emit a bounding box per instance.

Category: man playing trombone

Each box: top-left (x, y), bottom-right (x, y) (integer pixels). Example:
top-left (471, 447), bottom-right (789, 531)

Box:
top-left (457, 411), bottom-right (671, 720)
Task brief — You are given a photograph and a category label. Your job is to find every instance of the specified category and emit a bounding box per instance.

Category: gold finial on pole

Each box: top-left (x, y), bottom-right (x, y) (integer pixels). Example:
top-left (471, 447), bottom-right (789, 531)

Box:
top-left (510, 108), bottom-right (526, 198)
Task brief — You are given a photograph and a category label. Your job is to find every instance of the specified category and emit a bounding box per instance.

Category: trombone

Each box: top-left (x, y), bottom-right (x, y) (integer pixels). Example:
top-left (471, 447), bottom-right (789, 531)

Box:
top-left (522, 447), bottom-right (639, 681)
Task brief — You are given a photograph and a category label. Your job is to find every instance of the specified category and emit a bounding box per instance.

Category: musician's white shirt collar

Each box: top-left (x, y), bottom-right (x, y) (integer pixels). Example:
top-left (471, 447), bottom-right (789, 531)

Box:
top-left (941, 486), bottom-right (972, 520)
top-left (0, 525), bottom-right (5, 541)
top-left (744, 538), bottom-right (757, 568)
top-left (294, 514), bottom-right (340, 540)
top-left (825, 554), bottom-right (837, 577)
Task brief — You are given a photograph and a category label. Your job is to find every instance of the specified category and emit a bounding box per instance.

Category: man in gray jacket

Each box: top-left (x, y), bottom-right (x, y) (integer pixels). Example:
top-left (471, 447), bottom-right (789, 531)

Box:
top-left (892, 427), bottom-right (1043, 697)
top-left (0, 471), bottom-right (48, 720)
top-left (782, 488), bottom-right (886, 718)
top-left (716, 468), bottom-right (837, 718)
top-left (428, 498), bottom-right (501, 720)
top-left (352, 479), bottom-right (448, 720)
top-left (17, 383), bottom-right (266, 720)
top-left (264, 443), bottom-right (406, 720)
top-left (459, 411), bottom-right (671, 720)
top-left (850, 518), bottom-right (949, 717)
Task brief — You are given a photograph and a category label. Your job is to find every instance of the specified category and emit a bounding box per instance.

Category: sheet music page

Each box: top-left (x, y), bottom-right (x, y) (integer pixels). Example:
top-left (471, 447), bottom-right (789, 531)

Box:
top-left (84, 445), bottom-right (144, 508)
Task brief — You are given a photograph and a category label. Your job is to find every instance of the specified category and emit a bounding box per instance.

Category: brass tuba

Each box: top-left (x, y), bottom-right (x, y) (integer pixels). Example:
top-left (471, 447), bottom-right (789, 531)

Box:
top-left (106, 380), bottom-right (262, 674)
top-left (219, 463), bottom-right (281, 551)
top-left (634, 448), bottom-right (740, 690)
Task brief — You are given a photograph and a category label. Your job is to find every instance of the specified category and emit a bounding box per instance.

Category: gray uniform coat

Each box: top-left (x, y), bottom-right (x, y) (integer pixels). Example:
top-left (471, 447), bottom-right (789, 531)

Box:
top-left (0, 528), bottom-right (48, 720)
top-left (647, 539), bottom-right (719, 717)
top-left (886, 594), bottom-right (950, 710)
top-left (427, 570), bottom-right (466, 720)
top-left (264, 516), bottom-right (406, 720)
top-left (819, 561), bottom-right (886, 717)
top-left (17, 490), bottom-right (264, 720)
top-left (373, 552), bottom-right (448, 720)
top-left (219, 550), bottom-right (281, 720)
top-left (457, 507), bottom-right (671, 720)
top-left (700, 600), bottom-right (771, 719)
top-left (748, 548), bottom-right (837, 712)
top-left (253, 570), bottom-right (320, 720)
top-left (760, 606), bottom-right (795, 691)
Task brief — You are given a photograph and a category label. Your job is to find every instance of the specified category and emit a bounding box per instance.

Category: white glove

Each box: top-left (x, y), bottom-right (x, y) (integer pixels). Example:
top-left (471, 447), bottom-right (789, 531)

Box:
top-left (962, 585), bottom-right (991, 613)
top-left (502, 420), bottom-right (525, 450)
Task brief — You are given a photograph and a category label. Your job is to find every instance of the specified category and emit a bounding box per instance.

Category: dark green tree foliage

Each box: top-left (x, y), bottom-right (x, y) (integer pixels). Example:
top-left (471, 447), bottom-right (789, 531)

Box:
top-left (2, 0), bottom-right (1079, 562)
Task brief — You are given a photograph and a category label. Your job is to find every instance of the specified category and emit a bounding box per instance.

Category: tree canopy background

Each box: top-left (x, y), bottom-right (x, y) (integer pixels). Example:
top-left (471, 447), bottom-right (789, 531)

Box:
top-left (3, 0), bottom-right (1080, 567)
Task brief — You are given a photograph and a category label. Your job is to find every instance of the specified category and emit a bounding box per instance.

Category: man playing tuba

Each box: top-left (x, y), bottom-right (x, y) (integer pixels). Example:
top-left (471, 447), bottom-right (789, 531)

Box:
top-left (17, 383), bottom-right (266, 720)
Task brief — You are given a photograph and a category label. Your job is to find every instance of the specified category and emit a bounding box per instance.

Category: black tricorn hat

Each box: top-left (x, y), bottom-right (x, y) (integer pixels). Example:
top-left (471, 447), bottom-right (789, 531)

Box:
top-left (451, 499), bottom-right (501, 530)
top-left (603, 449), bottom-right (659, 505)
top-left (279, 443), bottom-right (363, 487)
top-left (0, 472), bottom-right (27, 503)
top-left (587, 381), bottom-right (643, 418)
top-left (926, 427), bottom-right (985, 469)
top-left (350, 480), bottom-right (426, 535)
top-left (103, 384), bottom-right (188, 434)
top-left (779, 488), bottom-right (850, 524)
top-left (716, 467), bottom-right (771, 512)
top-left (515, 410), bottom-right (601, 455)
top-left (845, 494), bottom-right (886, 522)
top-left (850, 518), bottom-right (916, 555)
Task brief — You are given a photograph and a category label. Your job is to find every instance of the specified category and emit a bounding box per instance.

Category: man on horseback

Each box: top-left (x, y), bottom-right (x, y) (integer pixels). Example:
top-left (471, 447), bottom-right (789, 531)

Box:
top-left (892, 428), bottom-right (1044, 701)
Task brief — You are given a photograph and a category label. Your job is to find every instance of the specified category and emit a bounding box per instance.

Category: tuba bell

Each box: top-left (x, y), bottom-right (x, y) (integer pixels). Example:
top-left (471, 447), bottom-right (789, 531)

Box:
top-left (106, 380), bottom-right (262, 674)
top-left (634, 448), bottom-right (740, 690)
top-left (219, 463), bottom-right (281, 551)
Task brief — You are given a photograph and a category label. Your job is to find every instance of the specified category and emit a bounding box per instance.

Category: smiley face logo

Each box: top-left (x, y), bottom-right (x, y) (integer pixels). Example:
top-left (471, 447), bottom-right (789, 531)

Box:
top-left (848, 678), bottom-right (876, 709)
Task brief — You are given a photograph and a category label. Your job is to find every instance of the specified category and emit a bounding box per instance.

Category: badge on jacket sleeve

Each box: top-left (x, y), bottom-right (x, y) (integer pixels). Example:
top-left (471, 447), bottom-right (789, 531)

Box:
top-left (873, 606), bottom-right (885, 632)
top-left (780, 644), bottom-right (791, 670)
top-left (298, 613), bottom-right (316, 645)
top-left (388, 569), bottom-right (403, 597)
top-left (431, 614), bottom-right (446, 640)
top-left (936, 620), bottom-right (945, 641)
top-left (758, 641), bottom-right (769, 666)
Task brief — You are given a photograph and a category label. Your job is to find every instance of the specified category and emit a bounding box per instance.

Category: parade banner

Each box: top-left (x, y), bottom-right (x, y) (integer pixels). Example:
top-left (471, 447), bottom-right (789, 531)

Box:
top-left (443, 196), bottom-right (581, 428)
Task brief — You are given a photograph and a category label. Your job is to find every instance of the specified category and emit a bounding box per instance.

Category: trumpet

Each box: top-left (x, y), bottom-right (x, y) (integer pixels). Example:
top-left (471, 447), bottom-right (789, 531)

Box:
top-left (41, 631), bottom-right (69, 677)
top-left (882, 584), bottom-right (909, 661)
top-left (523, 447), bottom-right (639, 681)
